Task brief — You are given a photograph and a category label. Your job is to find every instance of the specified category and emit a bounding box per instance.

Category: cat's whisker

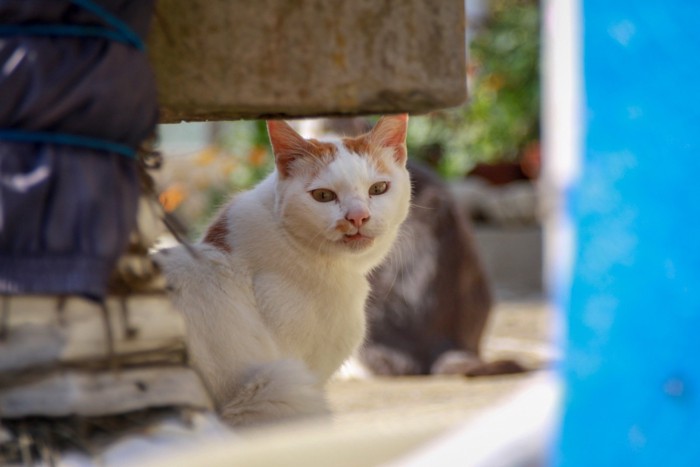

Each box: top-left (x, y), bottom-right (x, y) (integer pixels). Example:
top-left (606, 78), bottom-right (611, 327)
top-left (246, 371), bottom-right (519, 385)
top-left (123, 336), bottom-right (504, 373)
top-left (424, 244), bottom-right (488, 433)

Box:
top-left (409, 202), bottom-right (435, 211)
top-left (308, 230), bottom-right (328, 257)
top-left (382, 226), bottom-right (412, 302)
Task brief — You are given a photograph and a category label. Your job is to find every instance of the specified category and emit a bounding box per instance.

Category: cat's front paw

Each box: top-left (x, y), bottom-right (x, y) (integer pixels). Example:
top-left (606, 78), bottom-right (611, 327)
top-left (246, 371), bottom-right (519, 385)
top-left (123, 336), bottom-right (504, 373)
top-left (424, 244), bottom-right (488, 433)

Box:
top-left (217, 360), bottom-right (330, 428)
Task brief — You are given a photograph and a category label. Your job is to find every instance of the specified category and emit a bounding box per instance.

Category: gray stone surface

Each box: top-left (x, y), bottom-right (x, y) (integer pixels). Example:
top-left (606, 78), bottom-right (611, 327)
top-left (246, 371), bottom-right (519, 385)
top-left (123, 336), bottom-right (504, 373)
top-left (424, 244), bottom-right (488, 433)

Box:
top-left (149, 0), bottom-right (467, 122)
top-left (473, 226), bottom-right (544, 299)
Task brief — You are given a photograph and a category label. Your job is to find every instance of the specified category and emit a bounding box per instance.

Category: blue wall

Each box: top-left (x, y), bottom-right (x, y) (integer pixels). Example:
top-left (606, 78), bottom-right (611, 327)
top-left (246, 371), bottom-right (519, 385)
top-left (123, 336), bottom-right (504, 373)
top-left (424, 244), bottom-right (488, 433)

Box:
top-left (557, 2), bottom-right (700, 465)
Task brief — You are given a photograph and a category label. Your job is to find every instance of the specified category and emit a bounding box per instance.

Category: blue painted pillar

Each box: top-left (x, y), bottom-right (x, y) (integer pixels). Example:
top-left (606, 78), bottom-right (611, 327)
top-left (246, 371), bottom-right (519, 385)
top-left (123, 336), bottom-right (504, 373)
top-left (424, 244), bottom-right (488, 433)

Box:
top-left (549, 1), bottom-right (700, 465)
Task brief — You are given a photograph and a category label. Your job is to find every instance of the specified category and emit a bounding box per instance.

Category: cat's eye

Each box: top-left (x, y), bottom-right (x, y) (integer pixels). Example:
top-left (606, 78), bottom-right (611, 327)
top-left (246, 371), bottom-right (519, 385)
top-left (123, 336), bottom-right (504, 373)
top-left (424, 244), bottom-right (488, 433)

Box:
top-left (369, 181), bottom-right (390, 196)
top-left (310, 188), bottom-right (337, 203)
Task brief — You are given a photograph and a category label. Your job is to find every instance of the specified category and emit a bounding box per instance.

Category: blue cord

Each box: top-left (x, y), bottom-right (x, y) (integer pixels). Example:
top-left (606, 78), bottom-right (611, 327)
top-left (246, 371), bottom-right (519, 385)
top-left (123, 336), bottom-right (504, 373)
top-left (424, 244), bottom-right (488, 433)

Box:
top-left (0, 25), bottom-right (140, 48)
top-left (0, 130), bottom-right (137, 159)
top-left (0, 1), bottom-right (147, 158)
top-left (68, 0), bottom-right (145, 50)
top-left (0, 0), bottom-right (145, 50)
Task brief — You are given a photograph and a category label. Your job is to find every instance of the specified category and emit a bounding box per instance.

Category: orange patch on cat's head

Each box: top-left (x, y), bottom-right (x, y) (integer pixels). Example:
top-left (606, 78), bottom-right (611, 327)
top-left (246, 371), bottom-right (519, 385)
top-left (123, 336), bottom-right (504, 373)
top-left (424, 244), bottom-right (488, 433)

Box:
top-left (307, 139), bottom-right (338, 158)
top-left (341, 135), bottom-right (391, 174)
top-left (341, 136), bottom-right (372, 158)
top-left (341, 114), bottom-right (409, 172)
top-left (295, 139), bottom-right (338, 178)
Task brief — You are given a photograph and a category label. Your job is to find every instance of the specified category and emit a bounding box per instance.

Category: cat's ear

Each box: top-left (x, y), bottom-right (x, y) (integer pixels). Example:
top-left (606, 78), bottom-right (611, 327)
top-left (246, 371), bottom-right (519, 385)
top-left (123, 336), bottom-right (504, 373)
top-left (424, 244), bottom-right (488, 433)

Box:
top-left (267, 120), bottom-right (312, 177)
top-left (368, 114), bottom-right (409, 166)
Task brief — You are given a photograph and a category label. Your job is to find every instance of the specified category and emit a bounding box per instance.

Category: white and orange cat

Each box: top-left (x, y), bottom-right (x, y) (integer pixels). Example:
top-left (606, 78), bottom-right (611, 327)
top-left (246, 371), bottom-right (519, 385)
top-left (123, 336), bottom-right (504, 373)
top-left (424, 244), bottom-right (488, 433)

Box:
top-left (157, 115), bottom-right (411, 427)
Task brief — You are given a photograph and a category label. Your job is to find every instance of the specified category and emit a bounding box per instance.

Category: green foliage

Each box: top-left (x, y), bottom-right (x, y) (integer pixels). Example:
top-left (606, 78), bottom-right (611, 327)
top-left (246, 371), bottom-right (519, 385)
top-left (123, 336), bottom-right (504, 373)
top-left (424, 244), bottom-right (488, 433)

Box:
top-left (408, 0), bottom-right (540, 178)
top-left (218, 120), bottom-right (275, 188)
top-left (157, 120), bottom-right (276, 238)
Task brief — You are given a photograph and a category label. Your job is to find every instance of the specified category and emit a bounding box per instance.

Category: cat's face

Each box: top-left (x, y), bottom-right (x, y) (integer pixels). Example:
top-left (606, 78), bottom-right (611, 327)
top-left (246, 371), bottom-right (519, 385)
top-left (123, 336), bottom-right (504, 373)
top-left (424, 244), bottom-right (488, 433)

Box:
top-left (268, 116), bottom-right (411, 260)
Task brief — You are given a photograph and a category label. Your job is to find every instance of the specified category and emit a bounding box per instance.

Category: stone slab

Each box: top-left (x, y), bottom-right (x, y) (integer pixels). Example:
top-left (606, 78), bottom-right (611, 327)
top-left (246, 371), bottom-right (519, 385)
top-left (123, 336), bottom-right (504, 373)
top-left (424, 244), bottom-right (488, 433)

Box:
top-left (149, 0), bottom-right (467, 122)
top-left (0, 296), bottom-right (186, 373)
top-left (0, 367), bottom-right (212, 418)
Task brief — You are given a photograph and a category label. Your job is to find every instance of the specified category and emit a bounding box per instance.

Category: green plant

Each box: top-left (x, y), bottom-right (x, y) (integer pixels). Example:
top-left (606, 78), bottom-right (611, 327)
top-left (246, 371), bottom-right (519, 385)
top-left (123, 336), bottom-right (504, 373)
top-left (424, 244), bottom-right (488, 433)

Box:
top-left (408, 0), bottom-right (540, 178)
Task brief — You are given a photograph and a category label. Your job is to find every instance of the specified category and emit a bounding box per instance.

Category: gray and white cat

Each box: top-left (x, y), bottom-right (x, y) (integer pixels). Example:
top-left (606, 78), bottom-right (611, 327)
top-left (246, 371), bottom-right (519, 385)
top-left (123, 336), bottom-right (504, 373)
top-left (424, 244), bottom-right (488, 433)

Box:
top-left (156, 115), bottom-right (411, 427)
top-left (363, 161), bottom-right (524, 376)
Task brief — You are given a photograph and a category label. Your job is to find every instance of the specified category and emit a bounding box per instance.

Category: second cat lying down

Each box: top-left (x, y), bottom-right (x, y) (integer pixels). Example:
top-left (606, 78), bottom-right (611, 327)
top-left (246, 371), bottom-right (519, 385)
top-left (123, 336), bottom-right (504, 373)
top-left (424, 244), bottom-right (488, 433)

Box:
top-left (156, 115), bottom-right (411, 427)
top-left (362, 161), bottom-right (526, 377)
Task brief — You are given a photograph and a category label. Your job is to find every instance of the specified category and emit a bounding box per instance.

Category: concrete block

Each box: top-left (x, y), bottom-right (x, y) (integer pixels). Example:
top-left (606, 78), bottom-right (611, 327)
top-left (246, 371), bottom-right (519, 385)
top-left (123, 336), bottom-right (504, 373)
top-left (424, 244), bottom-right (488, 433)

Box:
top-left (148, 0), bottom-right (467, 122)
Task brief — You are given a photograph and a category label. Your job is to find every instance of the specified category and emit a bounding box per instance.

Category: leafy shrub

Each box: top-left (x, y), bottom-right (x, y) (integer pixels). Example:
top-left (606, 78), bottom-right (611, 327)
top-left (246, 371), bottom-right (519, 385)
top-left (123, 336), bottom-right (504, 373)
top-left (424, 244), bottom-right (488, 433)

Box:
top-left (408, 0), bottom-right (540, 178)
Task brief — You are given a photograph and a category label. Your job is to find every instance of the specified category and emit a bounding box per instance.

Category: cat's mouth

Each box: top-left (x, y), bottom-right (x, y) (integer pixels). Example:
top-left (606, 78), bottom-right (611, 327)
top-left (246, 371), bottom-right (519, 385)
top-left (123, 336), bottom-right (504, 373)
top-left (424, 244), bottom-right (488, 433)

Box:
top-left (342, 232), bottom-right (374, 249)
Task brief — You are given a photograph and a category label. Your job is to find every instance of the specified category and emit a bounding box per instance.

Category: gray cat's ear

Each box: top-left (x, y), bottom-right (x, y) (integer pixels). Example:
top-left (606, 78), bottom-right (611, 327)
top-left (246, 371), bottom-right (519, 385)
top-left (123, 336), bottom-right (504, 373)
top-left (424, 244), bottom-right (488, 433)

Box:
top-left (267, 120), bottom-right (310, 177)
top-left (369, 114), bottom-right (409, 166)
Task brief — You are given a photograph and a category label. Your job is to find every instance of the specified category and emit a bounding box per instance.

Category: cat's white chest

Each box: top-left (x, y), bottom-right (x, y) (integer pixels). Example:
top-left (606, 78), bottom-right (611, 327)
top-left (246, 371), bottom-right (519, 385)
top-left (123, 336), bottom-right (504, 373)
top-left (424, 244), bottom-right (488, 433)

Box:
top-left (252, 267), bottom-right (368, 382)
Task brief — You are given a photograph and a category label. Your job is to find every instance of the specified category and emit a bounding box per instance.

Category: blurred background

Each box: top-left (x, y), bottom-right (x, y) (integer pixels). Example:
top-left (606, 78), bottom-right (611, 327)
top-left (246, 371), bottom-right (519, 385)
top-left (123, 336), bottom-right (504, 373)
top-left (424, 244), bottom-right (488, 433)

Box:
top-left (151, 1), bottom-right (554, 463)
top-left (155, 0), bottom-right (542, 300)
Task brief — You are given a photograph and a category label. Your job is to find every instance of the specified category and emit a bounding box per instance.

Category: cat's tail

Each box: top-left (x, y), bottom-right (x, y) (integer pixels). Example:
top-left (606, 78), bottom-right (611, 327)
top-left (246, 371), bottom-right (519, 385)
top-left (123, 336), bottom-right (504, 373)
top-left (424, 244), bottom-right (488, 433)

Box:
top-left (219, 359), bottom-right (330, 428)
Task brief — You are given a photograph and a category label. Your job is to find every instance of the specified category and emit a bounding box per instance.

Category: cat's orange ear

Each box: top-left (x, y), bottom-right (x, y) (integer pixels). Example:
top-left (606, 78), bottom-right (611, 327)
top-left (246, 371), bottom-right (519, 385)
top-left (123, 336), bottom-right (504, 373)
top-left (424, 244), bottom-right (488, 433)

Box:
top-left (369, 114), bottom-right (409, 166)
top-left (267, 120), bottom-right (311, 177)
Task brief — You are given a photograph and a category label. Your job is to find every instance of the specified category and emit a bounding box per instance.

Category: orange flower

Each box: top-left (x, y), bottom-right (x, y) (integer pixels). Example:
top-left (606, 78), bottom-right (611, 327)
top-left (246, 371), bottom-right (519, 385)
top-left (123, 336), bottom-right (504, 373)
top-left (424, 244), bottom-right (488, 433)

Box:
top-left (485, 74), bottom-right (505, 91)
top-left (195, 146), bottom-right (219, 167)
top-left (222, 159), bottom-right (237, 176)
top-left (159, 183), bottom-right (187, 212)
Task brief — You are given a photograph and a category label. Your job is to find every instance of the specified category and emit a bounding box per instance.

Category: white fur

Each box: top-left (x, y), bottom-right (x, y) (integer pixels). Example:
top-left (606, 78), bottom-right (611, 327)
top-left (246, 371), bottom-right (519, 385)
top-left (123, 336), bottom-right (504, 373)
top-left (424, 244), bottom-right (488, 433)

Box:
top-left (156, 135), bottom-right (410, 427)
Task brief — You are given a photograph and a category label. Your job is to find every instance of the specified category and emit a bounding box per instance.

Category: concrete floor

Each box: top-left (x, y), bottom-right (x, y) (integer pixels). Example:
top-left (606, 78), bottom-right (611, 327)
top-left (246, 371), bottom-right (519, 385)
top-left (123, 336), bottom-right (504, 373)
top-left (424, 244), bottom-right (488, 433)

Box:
top-left (327, 299), bottom-right (557, 434)
top-left (150, 300), bottom-right (557, 467)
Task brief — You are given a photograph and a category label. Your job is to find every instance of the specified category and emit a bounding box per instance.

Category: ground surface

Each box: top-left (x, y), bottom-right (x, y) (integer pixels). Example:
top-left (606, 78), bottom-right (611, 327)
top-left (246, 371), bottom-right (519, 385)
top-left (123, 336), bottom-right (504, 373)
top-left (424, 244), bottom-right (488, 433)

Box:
top-left (327, 299), bottom-right (556, 433)
top-left (153, 299), bottom-right (557, 467)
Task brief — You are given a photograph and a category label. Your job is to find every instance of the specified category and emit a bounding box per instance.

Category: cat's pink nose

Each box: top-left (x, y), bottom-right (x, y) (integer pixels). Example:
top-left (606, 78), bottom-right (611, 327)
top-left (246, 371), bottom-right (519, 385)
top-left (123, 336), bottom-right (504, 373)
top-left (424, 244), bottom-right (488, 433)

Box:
top-left (345, 208), bottom-right (370, 228)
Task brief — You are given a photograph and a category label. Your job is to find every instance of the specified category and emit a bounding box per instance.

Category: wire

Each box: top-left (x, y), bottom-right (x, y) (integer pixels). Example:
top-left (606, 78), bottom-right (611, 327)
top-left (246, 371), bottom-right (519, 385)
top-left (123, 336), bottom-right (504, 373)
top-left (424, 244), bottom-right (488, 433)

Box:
top-left (0, 130), bottom-right (136, 158)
